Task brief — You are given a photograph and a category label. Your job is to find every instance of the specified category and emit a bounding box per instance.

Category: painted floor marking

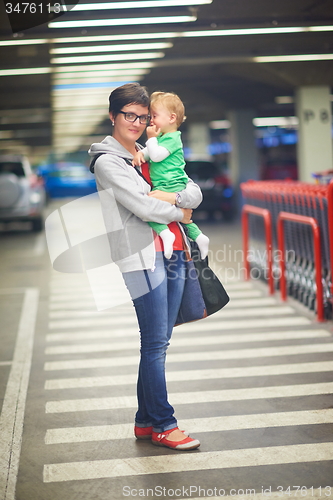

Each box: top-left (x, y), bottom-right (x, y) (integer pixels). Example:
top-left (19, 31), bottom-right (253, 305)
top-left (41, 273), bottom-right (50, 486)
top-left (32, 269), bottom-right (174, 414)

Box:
top-left (228, 290), bottom-right (263, 298)
top-left (43, 442), bottom-right (333, 483)
top-left (44, 338), bottom-right (332, 371)
top-left (44, 408), bottom-right (333, 444)
top-left (47, 307), bottom-right (299, 329)
top-left (44, 360), bottom-right (333, 390)
top-left (48, 300), bottom-right (133, 310)
top-left (215, 281), bottom-right (255, 290)
top-left (45, 328), bottom-right (330, 344)
top-left (176, 316), bottom-right (310, 332)
top-left (45, 381), bottom-right (333, 413)
top-left (47, 297), bottom-right (277, 318)
top-left (0, 288), bottom-right (39, 500)
top-left (44, 316), bottom-right (312, 345)
top-left (44, 340), bottom-right (333, 357)
top-left (216, 297), bottom-right (276, 308)
top-left (47, 289), bottom-right (263, 309)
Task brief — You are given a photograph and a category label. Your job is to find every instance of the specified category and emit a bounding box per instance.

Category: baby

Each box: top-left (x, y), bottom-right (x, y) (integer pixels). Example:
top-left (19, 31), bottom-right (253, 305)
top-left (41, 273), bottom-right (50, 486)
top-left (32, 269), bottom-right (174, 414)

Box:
top-left (133, 91), bottom-right (209, 260)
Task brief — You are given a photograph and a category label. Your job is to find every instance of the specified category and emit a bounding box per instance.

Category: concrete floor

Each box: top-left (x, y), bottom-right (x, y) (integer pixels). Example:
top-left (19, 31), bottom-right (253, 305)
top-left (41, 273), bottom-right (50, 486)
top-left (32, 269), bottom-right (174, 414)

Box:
top-left (0, 199), bottom-right (333, 500)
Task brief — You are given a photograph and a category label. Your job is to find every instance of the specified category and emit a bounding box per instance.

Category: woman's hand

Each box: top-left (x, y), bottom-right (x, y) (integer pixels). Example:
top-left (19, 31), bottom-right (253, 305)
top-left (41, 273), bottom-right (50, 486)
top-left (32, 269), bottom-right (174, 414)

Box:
top-left (180, 208), bottom-right (193, 224)
top-left (148, 190), bottom-right (176, 204)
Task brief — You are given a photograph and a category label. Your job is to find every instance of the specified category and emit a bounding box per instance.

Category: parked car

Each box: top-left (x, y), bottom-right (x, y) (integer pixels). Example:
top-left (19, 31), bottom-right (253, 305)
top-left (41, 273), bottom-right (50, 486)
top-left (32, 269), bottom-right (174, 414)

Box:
top-left (0, 154), bottom-right (46, 231)
top-left (38, 162), bottom-right (97, 198)
top-left (260, 159), bottom-right (298, 180)
top-left (184, 160), bottom-right (234, 220)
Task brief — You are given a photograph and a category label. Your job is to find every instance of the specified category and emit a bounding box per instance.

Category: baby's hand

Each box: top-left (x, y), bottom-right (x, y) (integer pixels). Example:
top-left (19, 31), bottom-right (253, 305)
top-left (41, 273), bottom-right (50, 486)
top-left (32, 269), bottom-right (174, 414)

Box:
top-left (146, 124), bottom-right (161, 139)
top-left (132, 151), bottom-right (145, 166)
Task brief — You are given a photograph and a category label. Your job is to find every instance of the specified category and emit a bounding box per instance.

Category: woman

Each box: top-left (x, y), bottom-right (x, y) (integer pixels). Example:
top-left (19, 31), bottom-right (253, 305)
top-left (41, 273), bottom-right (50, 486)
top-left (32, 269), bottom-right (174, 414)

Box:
top-left (89, 83), bottom-right (202, 451)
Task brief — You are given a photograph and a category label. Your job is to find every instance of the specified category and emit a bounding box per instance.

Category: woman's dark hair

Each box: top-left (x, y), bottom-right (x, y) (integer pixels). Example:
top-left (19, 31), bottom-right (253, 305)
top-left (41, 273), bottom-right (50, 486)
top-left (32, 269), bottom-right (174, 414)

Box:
top-left (109, 83), bottom-right (149, 115)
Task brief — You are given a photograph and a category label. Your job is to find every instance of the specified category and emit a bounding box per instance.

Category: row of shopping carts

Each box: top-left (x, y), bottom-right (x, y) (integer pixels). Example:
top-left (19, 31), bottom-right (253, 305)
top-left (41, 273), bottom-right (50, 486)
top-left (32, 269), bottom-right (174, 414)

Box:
top-left (240, 179), bottom-right (333, 320)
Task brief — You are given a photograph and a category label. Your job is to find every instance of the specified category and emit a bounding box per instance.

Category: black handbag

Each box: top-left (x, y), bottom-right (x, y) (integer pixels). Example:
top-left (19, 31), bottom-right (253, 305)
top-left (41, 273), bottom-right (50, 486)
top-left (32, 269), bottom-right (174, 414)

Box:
top-left (175, 236), bottom-right (230, 326)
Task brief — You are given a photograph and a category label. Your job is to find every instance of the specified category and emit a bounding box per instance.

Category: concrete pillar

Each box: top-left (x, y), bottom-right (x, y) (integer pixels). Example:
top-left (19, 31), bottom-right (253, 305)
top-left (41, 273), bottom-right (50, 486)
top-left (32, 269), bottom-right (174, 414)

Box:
top-left (228, 109), bottom-right (259, 212)
top-left (187, 123), bottom-right (211, 160)
top-left (295, 85), bottom-right (333, 182)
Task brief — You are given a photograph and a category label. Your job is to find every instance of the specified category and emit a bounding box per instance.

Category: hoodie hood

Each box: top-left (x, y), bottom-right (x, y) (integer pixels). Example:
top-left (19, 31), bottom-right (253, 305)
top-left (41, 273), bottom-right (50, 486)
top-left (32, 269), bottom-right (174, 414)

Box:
top-left (88, 135), bottom-right (141, 160)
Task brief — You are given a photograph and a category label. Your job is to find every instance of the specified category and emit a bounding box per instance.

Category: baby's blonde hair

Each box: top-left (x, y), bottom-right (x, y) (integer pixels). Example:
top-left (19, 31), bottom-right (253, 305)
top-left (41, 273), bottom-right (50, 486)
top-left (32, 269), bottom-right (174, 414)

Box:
top-left (150, 91), bottom-right (186, 128)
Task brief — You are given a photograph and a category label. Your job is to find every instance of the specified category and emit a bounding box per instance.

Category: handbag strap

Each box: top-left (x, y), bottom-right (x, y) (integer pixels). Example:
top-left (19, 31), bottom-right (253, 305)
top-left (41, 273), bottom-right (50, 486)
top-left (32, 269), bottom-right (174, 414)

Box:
top-left (90, 152), bottom-right (150, 187)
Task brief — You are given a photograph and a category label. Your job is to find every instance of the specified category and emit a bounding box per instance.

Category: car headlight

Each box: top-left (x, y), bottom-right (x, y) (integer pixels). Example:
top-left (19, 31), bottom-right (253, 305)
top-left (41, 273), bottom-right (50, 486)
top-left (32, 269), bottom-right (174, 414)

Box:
top-left (30, 192), bottom-right (41, 204)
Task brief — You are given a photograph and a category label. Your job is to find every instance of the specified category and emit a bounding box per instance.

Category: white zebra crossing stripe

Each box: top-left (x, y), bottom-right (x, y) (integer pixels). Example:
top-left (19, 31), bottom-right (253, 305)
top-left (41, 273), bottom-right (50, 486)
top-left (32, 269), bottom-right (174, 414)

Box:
top-left (44, 339), bottom-right (331, 371)
top-left (44, 408), bottom-right (333, 444)
top-left (214, 297), bottom-right (276, 308)
top-left (48, 309), bottom-right (136, 319)
top-left (47, 306), bottom-right (297, 329)
top-left (227, 290), bottom-right (263, 298)
top-left (45, 317), bottom-right (312, 343)
top-left (44, 341), bottom-right (333, 357)
top-left (45, 382), bottom-right (333, 413)
top-left (43, 442), bottom-right (333, 482)
top-left (216, 282), bottom-right (254, 290)
top-left (47, 289), bottom-right (263, 308)
top-left (177, 316), bottom-right (310, 332)
top-left (44, 360), bottom-right (333, 390)
top-left (45, 328), bottom-right (330, 344)
top-left (48, 297), bottom-right (276, 317)
top-left (48, 300), bottom-right (133, 310)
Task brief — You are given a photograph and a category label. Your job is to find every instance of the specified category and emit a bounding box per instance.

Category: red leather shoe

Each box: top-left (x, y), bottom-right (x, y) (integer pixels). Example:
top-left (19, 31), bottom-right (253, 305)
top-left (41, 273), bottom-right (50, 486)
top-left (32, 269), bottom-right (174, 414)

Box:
top-left (151, 427), bottom-right (200, 450)
top-left (134, 425), bottom-right (189, 440)
top-left (134, 426), bottom-right (153, 440)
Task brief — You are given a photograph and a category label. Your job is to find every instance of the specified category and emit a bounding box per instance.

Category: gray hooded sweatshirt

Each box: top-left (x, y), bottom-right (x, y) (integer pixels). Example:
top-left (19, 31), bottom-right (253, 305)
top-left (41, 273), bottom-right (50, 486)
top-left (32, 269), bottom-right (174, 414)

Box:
top-left (88, 136), bottom-right (203, 273)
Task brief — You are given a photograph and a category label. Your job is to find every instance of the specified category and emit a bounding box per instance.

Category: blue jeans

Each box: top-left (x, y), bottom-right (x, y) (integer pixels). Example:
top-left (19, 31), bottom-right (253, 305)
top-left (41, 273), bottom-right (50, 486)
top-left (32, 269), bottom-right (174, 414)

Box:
top-left (122, 250), bottom-right (186, 432)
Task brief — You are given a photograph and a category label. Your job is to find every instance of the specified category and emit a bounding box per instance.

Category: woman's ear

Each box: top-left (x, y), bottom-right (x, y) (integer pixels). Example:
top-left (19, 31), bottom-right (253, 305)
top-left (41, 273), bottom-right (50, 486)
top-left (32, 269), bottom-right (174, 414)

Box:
top-left (109, 112), bottom-right (115, 126)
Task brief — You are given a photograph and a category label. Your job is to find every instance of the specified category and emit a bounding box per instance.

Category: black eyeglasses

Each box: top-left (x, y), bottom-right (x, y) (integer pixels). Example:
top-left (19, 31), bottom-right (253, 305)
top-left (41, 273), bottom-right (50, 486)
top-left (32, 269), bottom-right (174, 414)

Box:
top-left (118, 111), bottom-right (150, 125)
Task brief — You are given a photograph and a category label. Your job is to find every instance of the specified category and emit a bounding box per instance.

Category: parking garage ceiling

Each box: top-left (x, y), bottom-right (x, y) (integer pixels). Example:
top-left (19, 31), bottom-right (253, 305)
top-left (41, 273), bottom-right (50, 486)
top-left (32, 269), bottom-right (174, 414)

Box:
top-left (0, 0), bottom-right (333, 161)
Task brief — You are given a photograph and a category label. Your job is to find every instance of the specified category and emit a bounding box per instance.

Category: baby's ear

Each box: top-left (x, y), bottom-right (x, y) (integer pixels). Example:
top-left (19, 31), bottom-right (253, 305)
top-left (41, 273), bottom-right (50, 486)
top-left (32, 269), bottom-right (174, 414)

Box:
top-left (170, 113), bottom-right (177, 124)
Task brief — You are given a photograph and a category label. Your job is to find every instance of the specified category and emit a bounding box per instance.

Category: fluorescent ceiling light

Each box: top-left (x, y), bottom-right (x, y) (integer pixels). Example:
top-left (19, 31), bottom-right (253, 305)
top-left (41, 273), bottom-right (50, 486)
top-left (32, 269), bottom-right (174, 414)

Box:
top-left (53, 81), bottom-right (135, 90)
top-left (0, 131), bottom-right (14, 139)
top-left (0, 67), bottom-right (51, 76)
top-left (52, 70), bottom-right (149, 80)
top-left (2, 23), bottom-right (333, 47)
top-left (184, 27), bottom-right (307, 37)
top-left (52, 87), bottom-right (119, 95)
top-left (52, 32), bottom-right (179, 44)
top-left (0, 39), bottom-right (47, 46)
top-left (53, 62), bottom-right (155, 72)
top-left (51, 51), bottom-right (164, 64)
top-left (308, 25), bottom-right (333, 32)
top-left (54, 115), bottom-right (108, 124)
top-left (255, 54), bottom-right (333, 62)
top-left (184, 25), bottom-right (333, 37)
top-left (70, 0), bottom-right (212, 10)
top-left (53, 98), bottom-right (114, 108)
top-left (253, 117), bottom-right (299, 127)
top-left (275, 96), bottom-right (294, 104)
top-left (53, 75), bottom-right (147, 85)
top-left (209, 120), bottom-right (231, 129)
top-left (48, 15), bottom-right (196, 28)
top-left (50, 42), bottom-right (172, 54)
